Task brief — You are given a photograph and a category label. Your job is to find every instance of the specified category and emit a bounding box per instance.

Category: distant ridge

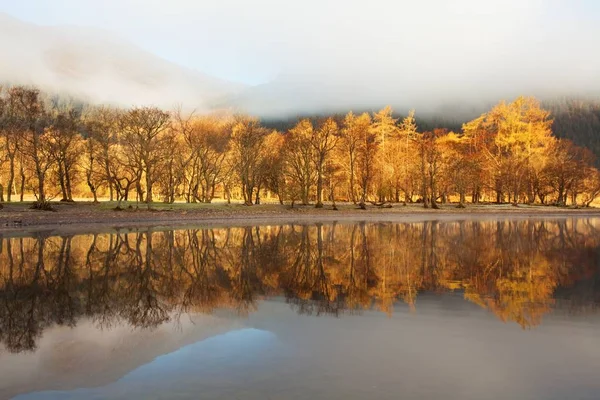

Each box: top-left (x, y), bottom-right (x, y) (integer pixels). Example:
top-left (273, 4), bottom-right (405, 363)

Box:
top-left (0, 12), bottom-right (245, 111)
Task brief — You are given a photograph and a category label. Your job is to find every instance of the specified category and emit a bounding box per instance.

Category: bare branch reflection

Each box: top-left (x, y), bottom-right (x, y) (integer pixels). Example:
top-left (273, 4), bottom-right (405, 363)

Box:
top-left (1, 219), bottom-right (600, 353)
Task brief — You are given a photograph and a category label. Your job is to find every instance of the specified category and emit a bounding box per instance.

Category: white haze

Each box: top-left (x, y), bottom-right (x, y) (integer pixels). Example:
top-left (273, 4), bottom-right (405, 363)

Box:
top-left (0, 0), bottom-right (599, 117)
top-left (0, 13), bottom-right (244, 111)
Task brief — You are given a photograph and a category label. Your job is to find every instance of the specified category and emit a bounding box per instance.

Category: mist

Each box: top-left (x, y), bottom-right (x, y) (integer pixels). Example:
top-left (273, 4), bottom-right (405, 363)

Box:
top-left (1, 0), bottom-right (599, 117)
top-left (0, 12), bottom-right (244, 112)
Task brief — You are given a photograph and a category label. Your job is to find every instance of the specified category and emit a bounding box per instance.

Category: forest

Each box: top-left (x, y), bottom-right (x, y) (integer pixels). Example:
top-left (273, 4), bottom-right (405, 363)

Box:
top-left (1, 85), bottom-right (600, 209)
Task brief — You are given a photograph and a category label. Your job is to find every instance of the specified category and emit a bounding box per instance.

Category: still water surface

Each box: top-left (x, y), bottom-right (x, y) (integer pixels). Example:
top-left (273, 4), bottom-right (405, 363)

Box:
top-left (1, 218), bottom-right (600, 399)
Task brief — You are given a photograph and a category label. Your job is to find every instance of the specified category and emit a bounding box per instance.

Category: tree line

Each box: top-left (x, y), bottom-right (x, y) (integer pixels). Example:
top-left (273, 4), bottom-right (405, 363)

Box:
top-left (1, 219), bottom-right (599, 351)
top-left (1, 85), bottom-right (599, 208)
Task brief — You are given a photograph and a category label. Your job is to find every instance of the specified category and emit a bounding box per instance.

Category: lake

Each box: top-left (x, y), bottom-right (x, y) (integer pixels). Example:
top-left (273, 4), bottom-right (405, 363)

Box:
top-left (1, 218), bottom-right (600, 399)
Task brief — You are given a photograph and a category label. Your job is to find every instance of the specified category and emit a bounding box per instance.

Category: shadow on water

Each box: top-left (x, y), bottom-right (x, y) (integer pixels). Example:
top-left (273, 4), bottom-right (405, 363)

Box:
top-left (1, 218), bottom-right (600, 354)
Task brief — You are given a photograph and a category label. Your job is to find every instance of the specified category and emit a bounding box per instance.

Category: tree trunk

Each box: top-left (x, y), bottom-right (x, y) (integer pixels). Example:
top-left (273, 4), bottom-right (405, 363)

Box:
top-left (7, 156), bottom-right (14, 202)
top-left (145, 168), bottom-right (153, 203)
top-left (557, 183), bottom-right (565, 206)
top-left (136, 179), bottom-right (144, 203)
top-left (19, 162), bottom-right (25, 202)
top-left (349, 152), bottom-right (356, 204)
top-left (315, 165), bottom-right (324, 208)
top-left (225, 186), bottom-right (231, 204)
top-left (209, 181), bottom-right (216, 203)
top-left (65, 163), bottom-right (74, 201)
top-left (103, 148), bottom-right (113, 201)
top-left (244, 183), bottom-right (253, 206)
top-left (431, 183), bottom-right (439, 209)
top-left (58, 163), bottom-right (68, 201)
top-left (90, 183), bottom-right (98, 203)
top-left (87, 168), bottom-right (98, 203)
top-left (301, 184), bottom-right (309, 205)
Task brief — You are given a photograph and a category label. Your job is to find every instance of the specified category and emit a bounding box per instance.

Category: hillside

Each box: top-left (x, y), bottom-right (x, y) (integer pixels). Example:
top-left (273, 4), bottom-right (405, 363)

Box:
top-left (0, 13), bottom-right (245, 110)
top-left (546, 98), bottom-right (600, 158)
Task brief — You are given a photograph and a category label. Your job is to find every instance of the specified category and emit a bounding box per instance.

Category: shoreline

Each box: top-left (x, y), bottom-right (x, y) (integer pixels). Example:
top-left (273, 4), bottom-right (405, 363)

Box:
top-left (1, 201), bottom-right (600, 236)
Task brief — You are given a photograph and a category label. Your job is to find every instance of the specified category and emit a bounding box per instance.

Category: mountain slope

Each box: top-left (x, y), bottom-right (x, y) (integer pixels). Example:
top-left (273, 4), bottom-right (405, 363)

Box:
top-left (0, 13), bottom-right (245, 110)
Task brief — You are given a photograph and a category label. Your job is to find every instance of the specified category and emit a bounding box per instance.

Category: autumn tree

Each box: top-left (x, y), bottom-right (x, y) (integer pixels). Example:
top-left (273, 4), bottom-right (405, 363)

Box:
top-left (0, 89), bottom-right (6, 202)
top-left (109, 142), bottom-right (140, 207)
top-left (157, 126), bottom-right (185, 203)
top-left (311, 118), bottom-right (340, 208)
top-left (356, 115), bottom-right (378, 206)
top-left (119, 107), bottom-right (171, 203)
top-left (8, 87), bottom-right (51, 202)
top-left (284, 119), bottom-right (315, 205)
top-left (0, 88), bottom-right (22, 201)
top-left (262, 132), bottom-right (286, 204)
top-left (175, 112), bottom-right (231, 203)
top-left (417, 129), bottom-right (448, 209)
top-left (46, 106), bottom-right (82, 202)
top-left (463, 97), bottom-right (554, 204)
top-left (83, 106), bottom-right (120, 201)
top-left (195, 120), bottom-right (230, 203)
top-left (340, 112), bottom-right (371, 204)
top-left (397, 110), bottom-right (418, 203)
top-left (443, 133), bottom-right (472, 207)
top-left (579, 168), bottom-right (600, 207)
top-left (229, 117), bottom-right (269, 205)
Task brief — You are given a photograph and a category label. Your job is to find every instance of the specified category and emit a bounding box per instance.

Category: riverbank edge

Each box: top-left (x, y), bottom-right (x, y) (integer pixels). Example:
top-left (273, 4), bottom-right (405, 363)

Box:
top-left (1, 202), bottom-right (600, 236)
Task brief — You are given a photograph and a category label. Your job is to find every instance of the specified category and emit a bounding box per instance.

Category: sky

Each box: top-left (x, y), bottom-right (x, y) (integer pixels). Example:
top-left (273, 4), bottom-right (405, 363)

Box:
top-left (1, 0), bottom-right (599, 115)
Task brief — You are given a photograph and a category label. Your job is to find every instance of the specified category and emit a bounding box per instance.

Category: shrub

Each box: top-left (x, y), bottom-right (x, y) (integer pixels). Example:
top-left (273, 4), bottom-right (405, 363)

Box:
top-left (30, 200), bottom-right (56, 212)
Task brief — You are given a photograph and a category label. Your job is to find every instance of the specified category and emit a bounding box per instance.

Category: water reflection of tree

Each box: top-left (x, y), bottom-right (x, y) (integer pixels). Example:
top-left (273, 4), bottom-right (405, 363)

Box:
top-left (2, 219), bottom-right (600, 352)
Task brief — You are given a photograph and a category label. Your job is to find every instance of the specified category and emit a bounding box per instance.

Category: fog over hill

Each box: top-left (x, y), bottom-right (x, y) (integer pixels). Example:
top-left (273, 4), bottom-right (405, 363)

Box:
top-left (0, 13), bottom-right (245, 111)
top-left (1, 1), bottom-right (600, 121)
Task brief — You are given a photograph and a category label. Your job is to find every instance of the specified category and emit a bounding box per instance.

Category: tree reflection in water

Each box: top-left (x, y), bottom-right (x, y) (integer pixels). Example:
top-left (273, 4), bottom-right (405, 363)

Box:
top-left (1, 219), bottom-right (600, 353)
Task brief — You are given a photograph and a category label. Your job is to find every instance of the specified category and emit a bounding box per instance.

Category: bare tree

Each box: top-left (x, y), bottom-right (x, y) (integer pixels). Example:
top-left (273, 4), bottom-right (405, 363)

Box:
top-left (0, 88), bottom-right (21, 201)
top-left (47, 106), bottom-right (82, 202)
top-left (284, 119), bottom-right (316, 205)
top-left (229, 117), bottom-right (269, 205)
top-left (83, 106), bottom-right (120, 201)
top-left (175, 111), bottom-right (231, 203)
top-left (119, 107), bottom-right (171, 204)
top-left (8, 87), bottom-right (51, 202)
